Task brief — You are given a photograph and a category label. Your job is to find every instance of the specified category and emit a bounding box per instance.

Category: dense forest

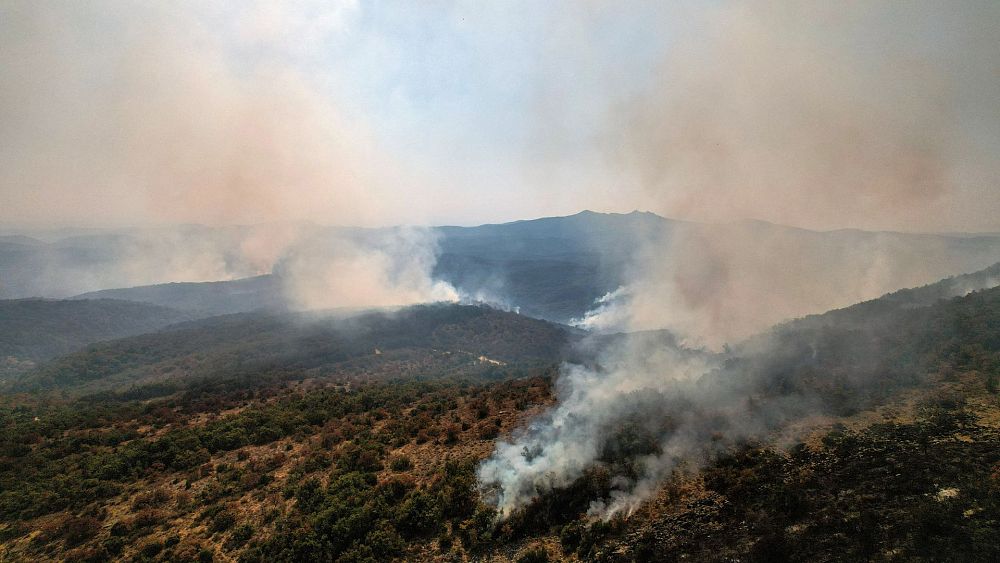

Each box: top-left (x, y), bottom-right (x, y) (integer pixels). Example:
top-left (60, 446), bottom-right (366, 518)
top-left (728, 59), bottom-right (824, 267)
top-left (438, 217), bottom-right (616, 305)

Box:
top-left (0, 281), bottom-right (999, 561)
top-left (0, 299), bottom-right (190, 379)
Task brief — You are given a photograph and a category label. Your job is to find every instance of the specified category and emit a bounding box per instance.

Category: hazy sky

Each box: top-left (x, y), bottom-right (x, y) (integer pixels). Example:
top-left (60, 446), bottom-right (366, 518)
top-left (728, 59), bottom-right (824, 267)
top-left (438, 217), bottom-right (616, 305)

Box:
top-left (2, 1), bottom-right (998, 231)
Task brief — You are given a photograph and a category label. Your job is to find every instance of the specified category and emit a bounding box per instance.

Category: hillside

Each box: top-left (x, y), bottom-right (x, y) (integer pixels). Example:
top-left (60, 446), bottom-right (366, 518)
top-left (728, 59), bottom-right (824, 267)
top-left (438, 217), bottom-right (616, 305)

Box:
top-left (9, 304), bottom-right (575, 395)
top-left (774, 261), bottom-right (1000, 333)
top-left (73, 276), bottom-right (285, 317)
top-left (0, 299), bottom-right (190, 378)
top-left (4, 212), bottom-right (1000, 327)
top-left (1, 278), bottom-right (999, 561)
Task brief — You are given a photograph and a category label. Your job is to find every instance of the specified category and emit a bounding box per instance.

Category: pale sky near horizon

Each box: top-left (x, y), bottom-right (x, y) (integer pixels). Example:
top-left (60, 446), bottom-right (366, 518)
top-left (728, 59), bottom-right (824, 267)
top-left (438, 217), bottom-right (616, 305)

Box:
top-left (2, 1), bottom-right (998, 231)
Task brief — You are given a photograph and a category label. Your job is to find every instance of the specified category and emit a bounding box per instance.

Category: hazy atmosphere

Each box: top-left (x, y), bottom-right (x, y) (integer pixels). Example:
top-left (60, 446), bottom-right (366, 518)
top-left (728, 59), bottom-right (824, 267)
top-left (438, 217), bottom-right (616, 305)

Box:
top-left (3, 1), bottom-right (999, 231)
top-left (2, 2), bottom-right (1000, 562)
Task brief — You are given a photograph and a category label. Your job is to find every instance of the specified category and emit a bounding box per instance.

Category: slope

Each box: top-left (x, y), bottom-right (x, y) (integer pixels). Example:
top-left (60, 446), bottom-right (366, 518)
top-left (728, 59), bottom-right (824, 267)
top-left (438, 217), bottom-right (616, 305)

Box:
top-left (1, 275), bottom-right (999, 561)
top-left (72, 275), bottom-right (285, 317)
top-left (9, 304), bottom-right (575, 395)
top-left (0, 299), bottom-right (190, 377)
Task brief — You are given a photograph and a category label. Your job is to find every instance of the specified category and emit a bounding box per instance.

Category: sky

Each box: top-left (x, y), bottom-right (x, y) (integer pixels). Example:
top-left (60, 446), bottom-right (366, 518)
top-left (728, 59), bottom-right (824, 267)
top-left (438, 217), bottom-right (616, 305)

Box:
top-left (2, 1), bottom-right (998, 231)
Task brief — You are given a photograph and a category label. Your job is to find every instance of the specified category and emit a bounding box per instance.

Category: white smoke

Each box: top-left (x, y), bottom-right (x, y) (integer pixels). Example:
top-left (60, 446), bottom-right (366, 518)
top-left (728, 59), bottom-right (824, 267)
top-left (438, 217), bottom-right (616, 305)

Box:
top-left (478, 0), bottom-right (1000, 521)
top-left (478, 335), bottom-right (728, 519)
top-left (279, 227), bottom-right (458, 311)
top-left (569, 287), bottom-right (631, 332)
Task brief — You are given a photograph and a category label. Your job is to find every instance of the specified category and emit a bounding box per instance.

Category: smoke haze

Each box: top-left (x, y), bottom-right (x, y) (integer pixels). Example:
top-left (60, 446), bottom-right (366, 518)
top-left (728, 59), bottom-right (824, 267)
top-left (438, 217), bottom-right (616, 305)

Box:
top-left (3, 0), bottom-right (1000, 522)
top-left (609, 0), bottom-right (1000, 232)
top-left (0, 1), bottom-right (464, 309)
top-left (479, 0), bottom-right (1000, 520)
top-left (278, 227), bottom-right (458, 310)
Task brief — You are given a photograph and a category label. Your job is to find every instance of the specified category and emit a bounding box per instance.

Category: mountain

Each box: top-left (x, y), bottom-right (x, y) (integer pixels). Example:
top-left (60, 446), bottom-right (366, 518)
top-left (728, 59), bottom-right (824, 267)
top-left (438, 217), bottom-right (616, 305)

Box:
top-left (433, 210), bottom-right (667, 321)
top-left (724, 265), bottom-right (1000, 416)
top-left (4, 211), bottom-right (994, 330)
top-left (0, 224), bottom-right (290, 300)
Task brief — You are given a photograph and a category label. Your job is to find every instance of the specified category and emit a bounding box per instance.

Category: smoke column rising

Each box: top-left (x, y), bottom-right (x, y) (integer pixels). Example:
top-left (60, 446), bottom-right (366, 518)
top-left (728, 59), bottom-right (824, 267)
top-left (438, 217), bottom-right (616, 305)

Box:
top-left (479, 0), bottom-right (1000, 519)
top-left (0, 1), bottom-right (461, 308)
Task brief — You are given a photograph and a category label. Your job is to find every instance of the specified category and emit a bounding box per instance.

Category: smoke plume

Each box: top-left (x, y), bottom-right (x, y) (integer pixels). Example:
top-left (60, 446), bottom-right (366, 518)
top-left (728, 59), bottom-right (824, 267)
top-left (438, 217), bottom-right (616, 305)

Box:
top-left (278, 227), bottom-right (459, 311)
top-left (1, 2), bottom-right (390, 227)
top-left (603, 0), bottom-right (1000, 345)
top-left (479, 0), bottom-right (1000, 519)
top-left (0, 1), bottom-right (459, 309)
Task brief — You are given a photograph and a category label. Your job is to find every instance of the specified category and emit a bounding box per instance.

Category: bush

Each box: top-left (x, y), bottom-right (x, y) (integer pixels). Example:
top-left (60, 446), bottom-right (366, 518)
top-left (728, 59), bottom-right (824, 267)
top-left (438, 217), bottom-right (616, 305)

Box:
top-left (62, 515), bottom-right (102, 546)
top-left (109, 521), bottom-right (130, 537)
top-left (225, 524), bottom-right (254, 549)
top-left (560, 521), bottom-right (583, 553)
top-left (64, 546), bottom-right (109, 563)
top-left (389, 455), bottom-right (412, 472)
top-left (102, 537), bottom-right (125, 556)
top-left (516, 546), bottom-right (550, 563)
top-left (209, 510), bottom-right (236, 533)
top-left (140, 541), bottom-right (164, 557)
top-left (365, 524), bottom-right (404, 558)
top-left (129, 509), bottom-right (165, 533)
top-left (396, 491), bottom-right (442, 537)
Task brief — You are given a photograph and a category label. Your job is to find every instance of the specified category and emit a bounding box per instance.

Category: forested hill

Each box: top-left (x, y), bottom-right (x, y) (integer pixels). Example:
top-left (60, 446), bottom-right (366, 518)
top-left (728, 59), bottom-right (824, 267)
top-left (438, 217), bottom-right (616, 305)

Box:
top-left (72, 275), bottom-right (284, 317)
top-left (9, 304), bottom-right (575, 395)
top-left (6, 211), bottom-right (999, 327)
top-left (0, 299), bottom-right (190, 375)
top-left (775, 261), bottom-right (1000, 332)
top-left (718, 280), bottom-right (1000, 419)
top-left (1, 275), bottom-right (999, 561)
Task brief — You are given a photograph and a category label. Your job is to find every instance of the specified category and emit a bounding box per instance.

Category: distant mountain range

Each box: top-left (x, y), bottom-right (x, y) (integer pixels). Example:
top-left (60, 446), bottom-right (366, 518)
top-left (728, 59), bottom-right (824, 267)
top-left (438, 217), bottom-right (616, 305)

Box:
top-left (5, 211), bottom-right (1000, 325)
top-left (73, 275), bottom-right (285, 317)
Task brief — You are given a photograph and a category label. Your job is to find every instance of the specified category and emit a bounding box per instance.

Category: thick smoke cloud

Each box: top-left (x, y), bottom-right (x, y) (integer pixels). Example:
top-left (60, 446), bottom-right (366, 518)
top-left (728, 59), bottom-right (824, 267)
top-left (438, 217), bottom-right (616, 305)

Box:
top-left (479, 335), bottom-right (721, 518)
top-left (0, 223), bottom-right (459, 311)
top-left (480, 0), bottom-right (1000, 519)
top-left (279, 227), bottom-right (459, 310)
top-left (0, 1), bottom-right (389, 227)
top-left (611, 0), bottom-right (1000, 232)
top-left (551, 0), bottom-right (1000, 345)
top-left (576, 222), bottom-right (1000, 346)
top-left (0, 1), bottom-right (457, 308)
top-left (601, 0), bottom-right (1000, 345)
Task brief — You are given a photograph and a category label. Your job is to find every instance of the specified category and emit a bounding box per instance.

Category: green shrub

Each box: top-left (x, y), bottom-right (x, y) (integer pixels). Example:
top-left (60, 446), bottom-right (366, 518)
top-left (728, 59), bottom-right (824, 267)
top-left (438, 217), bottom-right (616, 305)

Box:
top-left (209, 510), bottom-right (236, 533)
top-left (102, 537), bottom-right (125, 556)
top-left (389, 455), bottom-right (412, 472)
top-left (396, 491), bottom-right (442, 537)
top-left (226, 524), bottom-right (254, 549)
top-left (140, 541), bottom-right (163, 557)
